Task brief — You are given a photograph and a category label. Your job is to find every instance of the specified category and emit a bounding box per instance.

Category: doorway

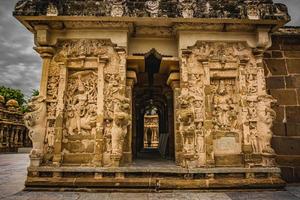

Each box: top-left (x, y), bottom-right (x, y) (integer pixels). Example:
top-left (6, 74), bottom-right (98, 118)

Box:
top-left (132, 49), bottom-right (175, 162)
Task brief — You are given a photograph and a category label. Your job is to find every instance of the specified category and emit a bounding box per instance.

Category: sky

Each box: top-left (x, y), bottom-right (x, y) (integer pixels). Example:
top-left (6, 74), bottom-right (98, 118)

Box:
top-left (0, 0), bottom-right (299, 98)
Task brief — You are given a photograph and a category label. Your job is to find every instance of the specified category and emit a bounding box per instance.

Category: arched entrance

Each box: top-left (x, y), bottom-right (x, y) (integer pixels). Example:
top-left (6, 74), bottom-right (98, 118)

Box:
top-left (132, 49), bottom-right (175, 162)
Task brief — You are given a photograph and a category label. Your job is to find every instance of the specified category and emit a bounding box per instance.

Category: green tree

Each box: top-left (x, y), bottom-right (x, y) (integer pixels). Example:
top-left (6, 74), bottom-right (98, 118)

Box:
top-left (31, 89), bottom-right (39, 97)
top-left (0, 86), bottom-right (26, 106)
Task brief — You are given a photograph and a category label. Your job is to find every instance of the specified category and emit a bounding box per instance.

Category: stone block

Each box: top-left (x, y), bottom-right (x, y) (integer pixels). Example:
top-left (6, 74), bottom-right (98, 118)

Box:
top-left (286, 106), bottom-right (300, 123)
top-left (284, 51), bottom-right (300, 58)
top-left (266, 76), bottom-right (285, 89)
top-left (270, 89), bottom-right (297, 105)
top-left (273, 105), bottom-right (285, 122)
top-left (272, 137), bottom-right (300, 155)
top-left (269, 36), bottom-right (282, 50)
top-left (287, 59), bottom-right (300, 74)
top-left (286, 75), bottom-right (300, 88)
top-left (280, 167), bottom-right (296, 182)
top-left (265, 59), bottom-right (287, 75)
top-left (272, 122), bottom-right (286, 136)
top-left (282, 37), bottom-right (300, 51)
top-left (264, 51), bottom-right (271, 58)
top-left (272, 51), bottom-right (283, 58)
top-left (276, 155), bottom-right (300, 166)
top-left (286, 123), bottom-right (300, 137)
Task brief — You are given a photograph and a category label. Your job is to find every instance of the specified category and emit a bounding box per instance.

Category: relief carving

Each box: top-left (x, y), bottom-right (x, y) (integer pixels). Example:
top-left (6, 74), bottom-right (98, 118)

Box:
top-left (145, 0), bottom-right (161, 17)
top-left (110, 93), bottom-right (130, 167)
top-left (257, 95), bottom-right (277, 166)
top-left (65, 71), bottom-right (98, 136)
top-left (212, 80), bottom-right (238, 131)
top-left (107, 0), bottom-right (127, 17)
top-left (178, 0), bottom-right (196, 18)
top-left (24, 96), bottom-right (47, 161)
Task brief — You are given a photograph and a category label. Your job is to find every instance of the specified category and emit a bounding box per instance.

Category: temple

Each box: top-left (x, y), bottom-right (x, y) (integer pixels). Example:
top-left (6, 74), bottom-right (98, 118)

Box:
top-left (14, 0), bottom-right (292, 190)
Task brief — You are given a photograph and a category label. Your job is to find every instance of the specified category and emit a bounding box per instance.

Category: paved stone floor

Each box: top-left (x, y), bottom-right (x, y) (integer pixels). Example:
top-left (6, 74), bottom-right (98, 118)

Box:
top-left (0, 154), bottom-right (299, 200)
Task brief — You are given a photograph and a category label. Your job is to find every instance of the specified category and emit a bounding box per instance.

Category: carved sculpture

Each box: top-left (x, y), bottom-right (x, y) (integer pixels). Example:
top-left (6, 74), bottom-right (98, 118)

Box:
top-left (177, 88), bottom-right (197, 167)
top-left (24, 96), bottom-right (47, 164)
top-left (178, 0), bottom-right (196, 18)
top-left (257, 95), bottom-right (277, 166)
top-left (110, 93), bottom-right (130, 167)
top-left (145, 0), bottom-right (161, 17)
top-left (66, 71), bottom-right (98, 136)
top-left (107, 0), bottom-right (127, 17)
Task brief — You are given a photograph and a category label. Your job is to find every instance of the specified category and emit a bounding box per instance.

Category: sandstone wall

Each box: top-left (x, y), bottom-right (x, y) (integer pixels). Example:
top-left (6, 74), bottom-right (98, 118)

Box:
top-left (265, 28), bottom-right (300, 182)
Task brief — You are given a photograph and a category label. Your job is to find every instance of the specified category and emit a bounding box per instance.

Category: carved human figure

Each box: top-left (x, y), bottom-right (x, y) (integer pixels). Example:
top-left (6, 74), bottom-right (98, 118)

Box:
top-left (104, 120), bottom-right (112, 153)
top-left (196, 123), bottom-right (205, 153)
top-left (24, 95), bottom-right (47, 159)
top-left (257, 95), bottom-right (276, 156)
top-left (249, 126), bottom-right (259, 153)
top-left (46, 129), bottom-right (55, 148)
top-left (178, 89), bottom-right (196, 155)
top-left (213, 80), bottom-right (235, 130)
top-left (110, 93), bottom-right (130, 163)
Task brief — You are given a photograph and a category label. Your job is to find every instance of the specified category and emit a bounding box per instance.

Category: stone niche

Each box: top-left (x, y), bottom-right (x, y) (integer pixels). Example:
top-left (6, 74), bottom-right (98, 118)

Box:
top-left (15, 0), bottom-right (290, 191)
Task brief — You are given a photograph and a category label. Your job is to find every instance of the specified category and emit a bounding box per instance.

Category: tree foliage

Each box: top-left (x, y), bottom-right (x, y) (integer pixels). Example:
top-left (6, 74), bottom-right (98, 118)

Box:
top-left (0, 86), bottom-right (26, 106)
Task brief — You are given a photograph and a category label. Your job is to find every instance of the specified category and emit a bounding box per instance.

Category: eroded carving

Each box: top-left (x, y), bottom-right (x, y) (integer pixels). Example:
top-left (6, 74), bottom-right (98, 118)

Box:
top-left (24, 96), bottom-right (47, 162)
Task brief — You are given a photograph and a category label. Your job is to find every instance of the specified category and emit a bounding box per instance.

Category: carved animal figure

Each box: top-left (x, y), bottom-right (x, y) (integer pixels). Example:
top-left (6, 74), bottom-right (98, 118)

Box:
top-left (24, 96), bottom-right (47, 158)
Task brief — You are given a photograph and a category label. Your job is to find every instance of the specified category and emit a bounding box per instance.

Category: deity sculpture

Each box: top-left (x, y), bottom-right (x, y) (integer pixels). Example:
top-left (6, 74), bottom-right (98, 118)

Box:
top-left (66, 73), bottom-right (97, 135)
top-left (213, 80), bottom-right (236, 130)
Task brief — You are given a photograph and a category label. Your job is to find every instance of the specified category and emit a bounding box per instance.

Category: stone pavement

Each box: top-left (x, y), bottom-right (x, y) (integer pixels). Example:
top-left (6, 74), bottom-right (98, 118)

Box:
top-left (0, 154), bottom-right (299, 200)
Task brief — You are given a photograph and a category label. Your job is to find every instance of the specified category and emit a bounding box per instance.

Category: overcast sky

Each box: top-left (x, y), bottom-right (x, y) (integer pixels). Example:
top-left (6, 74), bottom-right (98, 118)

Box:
top-left (0, 0), bottom-right (299, 98)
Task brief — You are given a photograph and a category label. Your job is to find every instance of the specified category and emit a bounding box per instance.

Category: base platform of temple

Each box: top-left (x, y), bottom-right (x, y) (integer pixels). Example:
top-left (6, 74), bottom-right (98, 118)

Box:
top-left (25, 164), bottom-right (285, 191)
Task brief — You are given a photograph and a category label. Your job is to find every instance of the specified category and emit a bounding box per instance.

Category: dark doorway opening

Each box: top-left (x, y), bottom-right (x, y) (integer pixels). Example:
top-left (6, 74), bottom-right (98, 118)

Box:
top-left (132, 49), bottom-right (174, 162)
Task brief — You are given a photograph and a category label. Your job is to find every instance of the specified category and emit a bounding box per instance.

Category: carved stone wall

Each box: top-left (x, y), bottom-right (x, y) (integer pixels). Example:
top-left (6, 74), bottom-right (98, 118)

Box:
top-left (0, 97), bottom-right (31, 152)
top-left (176, 41), bottom-right (277, 168)
top-left (24, 39), bottom-right (129, 167)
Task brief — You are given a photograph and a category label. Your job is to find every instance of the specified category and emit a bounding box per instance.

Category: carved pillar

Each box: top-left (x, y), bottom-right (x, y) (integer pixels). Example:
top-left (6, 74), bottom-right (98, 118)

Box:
top-left (93, 57), bottom-right (108, 167)
top-left (34, 47), bottom-right (55, 97)
top-left (199, 59), bottom-right (214, 167)
top-left (124, 70), bottom-right (136, 164)
top-left (167, 72), bottom-right (181, 165)
top-left (52, 62), bottom-right (67, 166)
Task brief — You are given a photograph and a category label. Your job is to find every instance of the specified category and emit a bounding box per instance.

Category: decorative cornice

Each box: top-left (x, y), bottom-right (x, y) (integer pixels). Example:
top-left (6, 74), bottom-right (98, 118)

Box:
top-left (13, 0), bottom-right (290, 21)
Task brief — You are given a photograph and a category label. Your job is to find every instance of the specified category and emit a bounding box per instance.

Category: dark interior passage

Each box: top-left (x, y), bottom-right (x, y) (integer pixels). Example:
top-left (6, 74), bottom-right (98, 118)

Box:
top-left (132, 49), bottom-right (174, 161)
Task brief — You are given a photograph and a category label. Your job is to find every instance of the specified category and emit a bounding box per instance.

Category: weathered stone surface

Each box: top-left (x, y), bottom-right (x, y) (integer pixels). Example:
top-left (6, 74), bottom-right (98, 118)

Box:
top-left (272, 137), bottom-right (300, 155)
top-left (272, 51), bottom-right (283, 58)
top-left (286, 75), bottom-right (300, 88)
top-left (270, 89), bottom-right (297, 105)
top-left (284, 51), bottom-right (300, 58)
top-left (265, 59), bottom-right (287, 75)
top-left (276, 155), bottom-right (300, 166)
top-left (287, 59), bottom-right (300, 74)
top-left (266, 77), bottom-right (285, 89)
top-left (286, 123), bottom-right (300, 136)
top-left (286, 106), bottom-right (300, 123)
top-left (272, 122), bottom-right (286, 136)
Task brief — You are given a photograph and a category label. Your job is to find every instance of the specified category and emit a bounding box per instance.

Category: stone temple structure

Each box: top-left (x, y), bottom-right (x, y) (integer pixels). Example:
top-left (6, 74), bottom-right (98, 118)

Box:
top-left (14, 0), bottom-right (293, 190)
top-left (0, 96), bottom-right (31, 152)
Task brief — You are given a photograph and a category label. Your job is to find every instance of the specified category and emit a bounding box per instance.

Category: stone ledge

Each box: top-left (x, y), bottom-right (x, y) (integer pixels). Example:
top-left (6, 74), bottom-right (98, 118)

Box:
top-left (28, 166), bottom-right (281, 174)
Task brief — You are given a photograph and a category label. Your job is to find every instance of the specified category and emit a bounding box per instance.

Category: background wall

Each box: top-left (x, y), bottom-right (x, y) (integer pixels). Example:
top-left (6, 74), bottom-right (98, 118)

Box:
top-left (264, 28), bottom-right (300, 182)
